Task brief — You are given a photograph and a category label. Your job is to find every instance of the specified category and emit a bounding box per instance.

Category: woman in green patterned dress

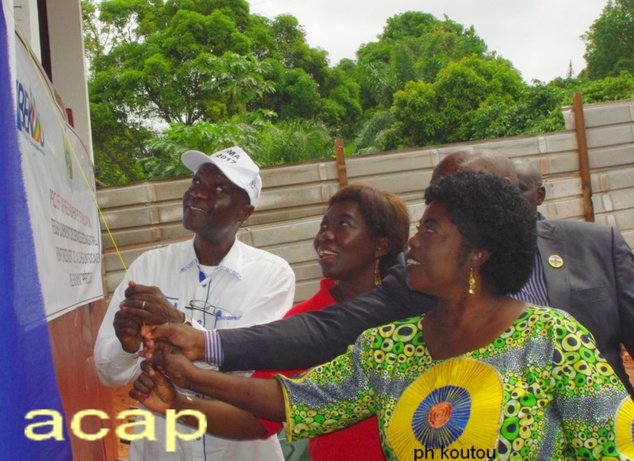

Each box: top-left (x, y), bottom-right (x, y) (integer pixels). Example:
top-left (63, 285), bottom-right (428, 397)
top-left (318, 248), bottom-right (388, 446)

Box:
top-left (142, 170), bottom-right (634, 460)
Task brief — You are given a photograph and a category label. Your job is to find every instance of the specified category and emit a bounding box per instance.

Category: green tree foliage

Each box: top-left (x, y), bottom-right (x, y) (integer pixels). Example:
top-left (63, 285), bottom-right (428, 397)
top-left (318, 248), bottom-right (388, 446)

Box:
top-left (573, 71), bottom-right (634, 102)
top-left (81, 0), bottom-right (107, 63)
top-left (458, 83), bottom-right (567, 140)
top-left (142, 117), bottom-right (260, 179)
top-left (83, 1), bottom-right (634, 186)
top-left (91, 0), bottom-right (255, 125)
top-left (319, 68), bottom-right (362, 136)
top-left (583, 0), bottom-right (634, 79)
top-left (274, 68), bottom-right (321, 120)
top-left (196, 52), bottom-right (276, 118)
top-left (355, 12), bottom-right (488, 110)
top-left (142, 115), bottom-right (331, 179)
top-left (391, 81), bottom-right (440, 147)
top-left (267, 14), bottom-right (329, 84)
top-left (89, 98), bottom-right (151, 185)
top-left (391, 56), bottom-right (524, 146)
top-left (349, 110), bottom-right (398, 154)
top-left (257, 119), bottom-right (334, 164)
top-left (85, 0), bottom-right (337, 184)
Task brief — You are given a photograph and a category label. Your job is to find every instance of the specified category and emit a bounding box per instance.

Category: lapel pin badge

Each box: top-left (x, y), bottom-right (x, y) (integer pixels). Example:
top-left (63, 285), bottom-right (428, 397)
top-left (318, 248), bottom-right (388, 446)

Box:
top-left (548, 254), bottom-right (564, 268)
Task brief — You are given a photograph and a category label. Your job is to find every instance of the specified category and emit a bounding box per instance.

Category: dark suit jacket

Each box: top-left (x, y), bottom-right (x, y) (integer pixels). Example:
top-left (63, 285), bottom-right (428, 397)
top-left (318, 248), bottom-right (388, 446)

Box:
top-left (220, 220), bottom-right (634, 393)
top-left (537, 219), bottom-right (634, 393)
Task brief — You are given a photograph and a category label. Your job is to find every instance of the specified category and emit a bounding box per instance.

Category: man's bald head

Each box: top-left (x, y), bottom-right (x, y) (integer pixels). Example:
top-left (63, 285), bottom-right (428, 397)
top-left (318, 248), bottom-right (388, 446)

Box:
top-left (431, 147), bottom-right (519, 186)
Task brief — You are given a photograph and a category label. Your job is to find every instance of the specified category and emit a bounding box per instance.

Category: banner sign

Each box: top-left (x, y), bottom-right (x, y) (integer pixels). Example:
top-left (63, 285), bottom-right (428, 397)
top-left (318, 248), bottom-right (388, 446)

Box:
top-left (16, 35), bottom-right (103, 322)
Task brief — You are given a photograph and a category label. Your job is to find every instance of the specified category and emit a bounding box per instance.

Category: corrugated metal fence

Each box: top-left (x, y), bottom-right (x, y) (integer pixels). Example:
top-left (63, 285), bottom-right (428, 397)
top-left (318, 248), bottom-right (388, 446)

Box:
top-left (98, 98), bottom-right (634, 304)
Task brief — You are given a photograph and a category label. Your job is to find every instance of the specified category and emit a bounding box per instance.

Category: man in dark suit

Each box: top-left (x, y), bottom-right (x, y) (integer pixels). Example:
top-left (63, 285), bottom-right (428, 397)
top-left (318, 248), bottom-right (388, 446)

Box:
top-left (146, 148), bottom-right (634, 394)
top-left (536, 219), bottom-right (634, 391)
top-left (513, 158), bottom-right (634, 391)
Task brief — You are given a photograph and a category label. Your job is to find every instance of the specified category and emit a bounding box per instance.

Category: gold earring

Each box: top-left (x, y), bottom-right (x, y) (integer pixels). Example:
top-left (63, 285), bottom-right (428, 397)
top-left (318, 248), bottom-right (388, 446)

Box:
top-left (468, 267), bottom-right (476, 295)
top-left (374, 259), bottom-right (382, 286)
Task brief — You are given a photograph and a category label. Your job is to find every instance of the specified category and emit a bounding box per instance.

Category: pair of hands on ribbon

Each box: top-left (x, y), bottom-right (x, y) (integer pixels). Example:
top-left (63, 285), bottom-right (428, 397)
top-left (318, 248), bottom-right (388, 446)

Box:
top-left (130, 333), bottom-right (198, 416)
top-left (114, 282), bottom-right (187, 353)
top-left (116, 282), bottom-right (206, 415)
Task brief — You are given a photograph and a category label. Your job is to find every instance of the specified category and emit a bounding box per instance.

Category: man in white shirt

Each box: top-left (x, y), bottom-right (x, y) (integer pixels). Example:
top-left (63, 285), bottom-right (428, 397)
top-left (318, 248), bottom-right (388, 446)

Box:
top-left (94, 146), bottom-right (295, 461)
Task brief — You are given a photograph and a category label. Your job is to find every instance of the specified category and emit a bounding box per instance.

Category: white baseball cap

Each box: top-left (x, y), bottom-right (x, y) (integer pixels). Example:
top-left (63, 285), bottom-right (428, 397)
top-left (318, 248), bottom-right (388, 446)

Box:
top-left (181, 146), bottom-right (262, 208)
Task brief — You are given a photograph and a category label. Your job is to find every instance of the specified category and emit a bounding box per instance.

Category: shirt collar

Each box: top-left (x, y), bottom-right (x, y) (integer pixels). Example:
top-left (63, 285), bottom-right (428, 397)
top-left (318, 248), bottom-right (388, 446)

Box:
top-left (216, 238), bottom-right (243, 279)
top-left (179, 237), bottom-right (243, 280)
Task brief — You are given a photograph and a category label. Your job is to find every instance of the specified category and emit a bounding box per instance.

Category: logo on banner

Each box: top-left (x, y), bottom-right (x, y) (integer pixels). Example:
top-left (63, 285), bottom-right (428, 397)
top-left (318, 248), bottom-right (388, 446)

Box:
top-left (16, 79), bottom-right (45, 149)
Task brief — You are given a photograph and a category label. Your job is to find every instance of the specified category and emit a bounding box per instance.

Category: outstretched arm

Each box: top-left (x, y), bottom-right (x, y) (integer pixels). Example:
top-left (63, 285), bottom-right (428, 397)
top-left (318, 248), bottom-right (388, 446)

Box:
top-left (148, 353), bottom-right (286, 422)
top-left (219, 257), bottom-right (436, 371)
top-left (130, 361), bottom-right (274, 439)
top-left (143, 257), bottom-right (437, 371)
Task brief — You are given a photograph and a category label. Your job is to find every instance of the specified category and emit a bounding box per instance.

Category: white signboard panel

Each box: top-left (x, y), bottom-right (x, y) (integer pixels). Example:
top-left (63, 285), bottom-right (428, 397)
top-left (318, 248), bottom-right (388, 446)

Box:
top-left (15, 35), bottom-right (103, 321)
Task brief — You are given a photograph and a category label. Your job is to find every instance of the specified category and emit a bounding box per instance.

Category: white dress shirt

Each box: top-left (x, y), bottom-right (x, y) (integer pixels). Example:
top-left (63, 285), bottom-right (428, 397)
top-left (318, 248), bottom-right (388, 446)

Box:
top-left (94, 238), bottom-right (295, 461)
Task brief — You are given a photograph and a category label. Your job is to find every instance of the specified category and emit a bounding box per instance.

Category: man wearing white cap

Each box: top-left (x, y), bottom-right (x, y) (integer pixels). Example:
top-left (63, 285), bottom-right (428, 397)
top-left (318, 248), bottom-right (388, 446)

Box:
top-left (94, 146), bottom-right (295, 460)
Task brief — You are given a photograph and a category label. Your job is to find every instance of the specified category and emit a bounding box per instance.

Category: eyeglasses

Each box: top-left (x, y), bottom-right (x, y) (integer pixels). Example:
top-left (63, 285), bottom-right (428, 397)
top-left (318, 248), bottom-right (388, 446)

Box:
top-left (185, 300), bottom-right (217, 314)
top-left (185, 300), bottom-right (240, 328)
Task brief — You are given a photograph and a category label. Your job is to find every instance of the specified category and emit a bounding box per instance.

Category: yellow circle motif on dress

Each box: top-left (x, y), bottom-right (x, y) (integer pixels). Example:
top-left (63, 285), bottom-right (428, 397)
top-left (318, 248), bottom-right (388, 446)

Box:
top-left (388, 358), bottom-right (503, 460)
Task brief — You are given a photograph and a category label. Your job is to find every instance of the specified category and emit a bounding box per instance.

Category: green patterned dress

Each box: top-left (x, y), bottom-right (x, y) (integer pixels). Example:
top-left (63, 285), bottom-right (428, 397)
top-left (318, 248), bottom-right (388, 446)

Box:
top-left (277, 306), bottom-right (634, 460)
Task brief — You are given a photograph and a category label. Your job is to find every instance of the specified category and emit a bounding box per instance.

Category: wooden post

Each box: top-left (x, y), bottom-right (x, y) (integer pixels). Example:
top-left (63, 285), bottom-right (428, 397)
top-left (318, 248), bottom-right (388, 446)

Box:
top-left (334, 138), bottom-right (348, 188)
top-left (572, 92), bottom-right (595, 222)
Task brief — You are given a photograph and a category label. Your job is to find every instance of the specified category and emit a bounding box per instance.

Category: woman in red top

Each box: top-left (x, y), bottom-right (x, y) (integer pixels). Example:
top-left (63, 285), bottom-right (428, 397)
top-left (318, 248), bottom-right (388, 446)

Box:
top-left (134, 184), bottom-right (410, 460)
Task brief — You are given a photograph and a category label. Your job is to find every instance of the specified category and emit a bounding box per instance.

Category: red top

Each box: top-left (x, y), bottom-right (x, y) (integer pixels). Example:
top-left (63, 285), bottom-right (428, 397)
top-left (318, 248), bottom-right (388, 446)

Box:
top-left (253, 279), bottom-right (385, 461)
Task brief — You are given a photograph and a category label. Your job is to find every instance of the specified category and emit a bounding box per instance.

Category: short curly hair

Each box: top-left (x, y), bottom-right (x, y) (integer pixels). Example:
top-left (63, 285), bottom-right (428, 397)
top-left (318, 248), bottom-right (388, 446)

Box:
top-left (424, 170), bottom-right (536, 295)
top-left (329, 184), bottom-right (410, 276)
